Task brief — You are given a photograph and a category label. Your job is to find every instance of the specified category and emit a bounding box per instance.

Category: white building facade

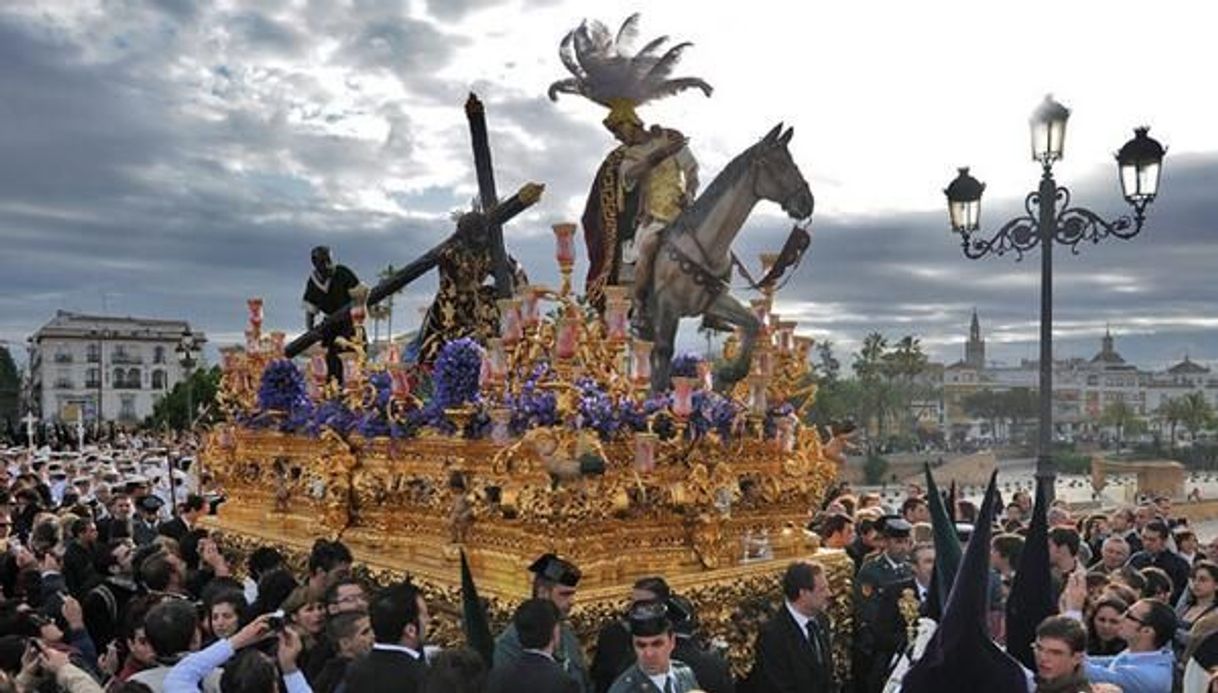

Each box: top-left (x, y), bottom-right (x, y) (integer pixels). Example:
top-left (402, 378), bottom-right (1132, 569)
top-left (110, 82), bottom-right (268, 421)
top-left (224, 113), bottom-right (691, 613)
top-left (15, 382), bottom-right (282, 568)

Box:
top-left (29, 311), bottom-right (205, 424)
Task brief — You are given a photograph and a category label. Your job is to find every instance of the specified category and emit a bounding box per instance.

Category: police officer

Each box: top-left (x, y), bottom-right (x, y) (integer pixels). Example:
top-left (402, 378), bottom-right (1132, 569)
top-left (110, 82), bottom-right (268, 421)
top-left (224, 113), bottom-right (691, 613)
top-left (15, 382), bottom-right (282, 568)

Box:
top-left (496, 553), bottom-right (592, 693)
top-left (852, 516), bottom-right (913, 693)
top-left (608, 601), bottom-right (700, 693)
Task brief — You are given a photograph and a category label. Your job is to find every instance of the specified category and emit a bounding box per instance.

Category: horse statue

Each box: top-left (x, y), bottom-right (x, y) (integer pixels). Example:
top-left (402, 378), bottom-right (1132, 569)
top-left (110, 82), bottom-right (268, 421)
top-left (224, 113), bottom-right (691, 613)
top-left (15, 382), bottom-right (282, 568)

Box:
top-left (643, 123), bottom-right (814, 393)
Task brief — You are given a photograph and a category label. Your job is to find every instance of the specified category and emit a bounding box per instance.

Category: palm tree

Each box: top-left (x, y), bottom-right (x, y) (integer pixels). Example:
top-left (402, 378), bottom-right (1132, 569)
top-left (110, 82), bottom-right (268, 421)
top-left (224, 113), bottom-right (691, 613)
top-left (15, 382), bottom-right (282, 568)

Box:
top-left (1157, 397), bottom-right (1187, 448)
top-left (1100, 400), bottom-right (1138, 450)
top-left (853, 333), bottom-right (890, 447)
top-left (1179, 391), bottom-right (1215, 443)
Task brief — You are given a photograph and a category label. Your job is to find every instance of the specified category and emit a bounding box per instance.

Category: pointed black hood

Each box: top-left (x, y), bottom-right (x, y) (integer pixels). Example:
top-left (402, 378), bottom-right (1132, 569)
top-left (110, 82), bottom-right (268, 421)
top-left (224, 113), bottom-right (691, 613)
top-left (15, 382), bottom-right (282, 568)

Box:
top-left (1004, 475), bottom-right (1055, 670)
top-left (901, 471), bottom-right (1027, 693)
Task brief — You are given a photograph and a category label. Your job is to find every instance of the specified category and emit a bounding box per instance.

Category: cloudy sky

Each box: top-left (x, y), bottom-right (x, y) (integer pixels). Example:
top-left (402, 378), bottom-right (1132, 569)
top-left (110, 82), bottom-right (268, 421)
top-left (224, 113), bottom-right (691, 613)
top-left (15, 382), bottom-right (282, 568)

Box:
top-left (2, 0), bottom-right (1215, 371)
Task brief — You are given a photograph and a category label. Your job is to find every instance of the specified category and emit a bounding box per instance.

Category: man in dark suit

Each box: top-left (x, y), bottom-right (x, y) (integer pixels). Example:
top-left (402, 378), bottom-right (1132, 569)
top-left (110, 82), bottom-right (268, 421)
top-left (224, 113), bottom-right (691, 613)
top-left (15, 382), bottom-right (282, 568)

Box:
top-left (344, 580), bottom-right (428, 693)
top-left (747, 560), bottom-right (835, 693)
top-left (669, 595), bottom-right (734, 693)
top-left (157, 493), bottom-right (205, 542)
top-left (1127, 519), bottom-right (1191, 604)
top-left (488, 598), bottom-right (580, 693)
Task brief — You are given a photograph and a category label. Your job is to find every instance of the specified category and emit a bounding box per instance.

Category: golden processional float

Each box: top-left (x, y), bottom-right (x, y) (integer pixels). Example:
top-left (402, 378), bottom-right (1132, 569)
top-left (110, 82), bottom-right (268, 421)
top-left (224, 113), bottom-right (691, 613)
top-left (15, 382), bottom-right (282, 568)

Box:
top-left (201, 14), bottom-right (853, 679)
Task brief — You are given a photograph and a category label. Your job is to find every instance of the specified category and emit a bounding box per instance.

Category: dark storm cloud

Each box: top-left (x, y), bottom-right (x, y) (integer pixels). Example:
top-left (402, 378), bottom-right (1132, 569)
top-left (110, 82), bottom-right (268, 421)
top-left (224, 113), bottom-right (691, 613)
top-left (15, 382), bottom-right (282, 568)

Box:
top-left (0, 6), bottom-right (1213, 376)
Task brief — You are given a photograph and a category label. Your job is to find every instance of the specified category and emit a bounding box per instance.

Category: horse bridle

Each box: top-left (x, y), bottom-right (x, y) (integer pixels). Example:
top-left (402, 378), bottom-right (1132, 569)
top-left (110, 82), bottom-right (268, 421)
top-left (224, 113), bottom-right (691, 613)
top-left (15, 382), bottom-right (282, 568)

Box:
top-left (750, 146), bottom-right (812, 220)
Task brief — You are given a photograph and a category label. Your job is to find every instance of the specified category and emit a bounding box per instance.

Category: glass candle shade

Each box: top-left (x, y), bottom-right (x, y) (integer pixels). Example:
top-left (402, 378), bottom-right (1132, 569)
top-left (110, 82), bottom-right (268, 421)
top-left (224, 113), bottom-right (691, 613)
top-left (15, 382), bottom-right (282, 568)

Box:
top-left (269, 331), bottom-right (286, 357)
top-left (556, 315), bottom-right (579, 360)
top-left (630, 339), bottom-right (653, 385)
top-left (747, 375), bottom-right (768, 417)
top-left (519, 284), bottom-right (542, 327)
top-left (244, 329), bottom-right (259, 354)
top-left (390, 366), bottom-right (411, 400)
top-left (634, 432), bottom-right (658, 473)
top-left (552, 223), bottom-right (577, 266)
top-left (485, 338), bottom-right (507, 382)
top-left (753, 347), bottom-right (774, 377)
top-left (497, 298), bottom-right (523, 345)
top-left (776, 321), bottom-right (797, 353)
top-left (671, 377), bottom-right (697, 419)
top-left (309, 352), bottom-right (327, 384)
top-left (776, 414), bottom-right (796, 452)
top-left (341, 353), bottom-right (360, 385)
top-left (605, 299), bottom-right (630, 341)
top-left (247, 298), bottom-right (264, 327)
top-left (490, 408), bottom-right (512, 444)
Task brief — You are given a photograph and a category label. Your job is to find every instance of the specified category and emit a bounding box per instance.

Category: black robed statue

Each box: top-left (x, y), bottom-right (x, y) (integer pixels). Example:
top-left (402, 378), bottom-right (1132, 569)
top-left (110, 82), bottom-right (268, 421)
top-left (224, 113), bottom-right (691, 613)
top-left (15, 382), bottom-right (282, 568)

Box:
top-left (302, 245), bottom-right (361, 383)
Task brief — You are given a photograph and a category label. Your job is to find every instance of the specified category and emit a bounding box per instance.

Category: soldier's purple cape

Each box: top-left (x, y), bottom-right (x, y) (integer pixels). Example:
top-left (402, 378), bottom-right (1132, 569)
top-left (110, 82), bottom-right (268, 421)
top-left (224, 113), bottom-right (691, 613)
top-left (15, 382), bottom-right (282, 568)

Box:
top-left (901, 471), bottom-right (1027, 693)
top-left (1005, 475), bottom-right (1055, 670)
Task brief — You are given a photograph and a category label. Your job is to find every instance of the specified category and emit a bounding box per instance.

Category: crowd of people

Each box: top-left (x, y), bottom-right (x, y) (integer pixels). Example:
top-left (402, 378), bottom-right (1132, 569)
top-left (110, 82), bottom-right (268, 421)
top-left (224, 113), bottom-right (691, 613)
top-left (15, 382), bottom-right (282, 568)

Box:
top-left (817, 480), bottom-right (1218, 693)
top-left (3, 434), bottom-right (1217, 693)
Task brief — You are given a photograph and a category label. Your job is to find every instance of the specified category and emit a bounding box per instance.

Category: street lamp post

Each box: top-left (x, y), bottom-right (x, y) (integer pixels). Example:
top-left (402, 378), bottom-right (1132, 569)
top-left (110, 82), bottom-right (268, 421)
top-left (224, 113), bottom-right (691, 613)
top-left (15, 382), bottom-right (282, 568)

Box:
top-left (175, 328), bottom-right (200, 431)
top-left (944, 95), bottom-right (1166, 500)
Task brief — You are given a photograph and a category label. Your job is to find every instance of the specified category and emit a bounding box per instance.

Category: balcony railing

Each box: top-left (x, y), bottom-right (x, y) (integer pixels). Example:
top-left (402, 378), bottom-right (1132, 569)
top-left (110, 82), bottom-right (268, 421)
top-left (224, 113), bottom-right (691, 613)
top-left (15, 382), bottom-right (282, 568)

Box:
top-left (86, 353), bottom-right (100, 363)
top-left (111, 354), bottom-right (143, 365)
top-left (53, 380), bottom-right (76, 390)
top-left (113, 383), bottom-right (142, 390)
top-left (53, 354), bottom-right (73, 364)
top-left (85, 380), bottom-right (102, 389)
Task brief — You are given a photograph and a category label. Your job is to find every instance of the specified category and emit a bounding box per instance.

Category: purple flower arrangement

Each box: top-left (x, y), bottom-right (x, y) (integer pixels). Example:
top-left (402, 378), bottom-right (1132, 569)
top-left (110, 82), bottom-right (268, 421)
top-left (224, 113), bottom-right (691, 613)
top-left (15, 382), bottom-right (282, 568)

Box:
top-left (257, 360), bottom-right (311, 413)
top-left (242, 338), bottom-right (758, 444)
top-left (431, 338), bottom-right (483, 408)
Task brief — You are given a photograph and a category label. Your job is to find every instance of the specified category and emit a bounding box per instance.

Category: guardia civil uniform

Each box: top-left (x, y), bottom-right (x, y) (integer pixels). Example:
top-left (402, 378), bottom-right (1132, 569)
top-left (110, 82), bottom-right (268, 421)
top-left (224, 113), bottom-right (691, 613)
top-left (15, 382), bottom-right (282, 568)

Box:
top-left (852, 516), bottom-right (914, 693)
top-left (607, 601), bottom-right (701, 693)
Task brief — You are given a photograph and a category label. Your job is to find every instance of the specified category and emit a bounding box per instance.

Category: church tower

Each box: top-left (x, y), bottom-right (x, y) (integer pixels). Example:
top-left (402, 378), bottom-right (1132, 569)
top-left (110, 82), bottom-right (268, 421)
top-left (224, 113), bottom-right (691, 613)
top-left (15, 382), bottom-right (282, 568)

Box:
top-left (965, 309), bottom-right (986, 369)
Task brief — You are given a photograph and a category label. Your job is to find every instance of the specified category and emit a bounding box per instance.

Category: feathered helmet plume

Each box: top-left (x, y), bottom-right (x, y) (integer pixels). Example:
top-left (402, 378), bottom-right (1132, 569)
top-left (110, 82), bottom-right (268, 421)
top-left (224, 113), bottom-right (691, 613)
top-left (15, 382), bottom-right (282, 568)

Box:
top-left (548, 13), bottom-right (712, 130)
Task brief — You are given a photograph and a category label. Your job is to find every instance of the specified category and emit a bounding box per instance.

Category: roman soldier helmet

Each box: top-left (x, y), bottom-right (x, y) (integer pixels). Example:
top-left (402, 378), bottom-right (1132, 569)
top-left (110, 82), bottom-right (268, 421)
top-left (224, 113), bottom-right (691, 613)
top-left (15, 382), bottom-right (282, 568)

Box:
top-left (547, 14), bottom-right (713, 132)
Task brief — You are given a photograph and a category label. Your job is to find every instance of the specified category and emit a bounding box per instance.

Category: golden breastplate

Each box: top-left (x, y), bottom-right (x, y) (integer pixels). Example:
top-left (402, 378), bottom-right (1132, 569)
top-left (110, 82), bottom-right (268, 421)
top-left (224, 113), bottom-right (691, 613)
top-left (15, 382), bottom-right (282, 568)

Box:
top-left (644, 158), bottom-right (684, 224)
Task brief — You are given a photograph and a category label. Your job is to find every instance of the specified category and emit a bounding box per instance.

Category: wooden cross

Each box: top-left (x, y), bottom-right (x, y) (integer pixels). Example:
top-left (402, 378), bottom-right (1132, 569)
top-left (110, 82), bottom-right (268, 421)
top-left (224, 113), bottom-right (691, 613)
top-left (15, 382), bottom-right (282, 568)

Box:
top-left (285, 95), bottom-right (541, 358)
top-left (465, 93), bottom-right (513, 299)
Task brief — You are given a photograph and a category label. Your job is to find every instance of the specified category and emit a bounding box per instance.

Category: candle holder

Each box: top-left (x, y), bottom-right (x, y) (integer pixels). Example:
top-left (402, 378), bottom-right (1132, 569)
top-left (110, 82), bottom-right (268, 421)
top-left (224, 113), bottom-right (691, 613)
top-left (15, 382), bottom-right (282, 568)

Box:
top-left (486, 338), bottom-right (507, 383)
top-left (269, 331), bottom-right (286, 358)
top-left (247, 298), bottom-right (264, 329)
top-left (349, 284), bottom-right (370, 335)
top-left (497, 298), bottom-right (523, 346)
top-left (341, 353), bottom-right (362, 389)
top-left (552, 222), bottom-right (577, 296)
top-left (775, 413), bottom-right (796, 452)
top-left (630, 339), bottom-right (654, 392)
top-left (490, 407), bottom-right (512, 444)
top-left (752, 345), bottom-right (774, 378)
top-left (518, 284), bottom-right (543, 329)
top-left (389, 365), bottom-right (411, 401)
top-left (244, 329), bottom-right (260, 354)
top-left (775, 321), bottom-right (797, 353)
top-left (603, 285), bottom-right (631, 342)
top-left (634, 431), bottom-right (658, 473)
top-left (747, 374), bottom-right (768, 417)
top-left (556, 310), bottom-right (580, 361)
